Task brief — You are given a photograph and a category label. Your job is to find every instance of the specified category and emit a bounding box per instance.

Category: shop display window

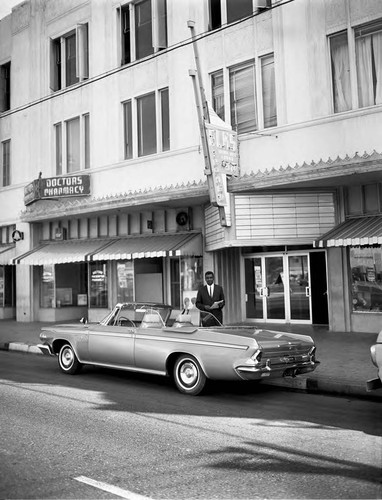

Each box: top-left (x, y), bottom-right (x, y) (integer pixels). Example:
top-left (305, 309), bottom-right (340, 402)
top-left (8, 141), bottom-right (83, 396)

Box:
top-left (116, 261), bottom-right (134, 303)
top-left (180, 257), bottom-right (203, 313)
top-left (89, 262), bottom-right (108, 308)
top-left (350, 247), bottom-right (382, 312)
top-left (40, 263), bottom-right (87, 308)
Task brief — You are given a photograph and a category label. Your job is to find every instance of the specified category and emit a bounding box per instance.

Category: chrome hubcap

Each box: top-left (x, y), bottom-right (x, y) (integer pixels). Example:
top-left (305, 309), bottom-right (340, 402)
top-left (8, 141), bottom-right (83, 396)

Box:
top-left (179, 361), bottom-right (198, 386)
top-left (62, 348), bottom-right (73, 368)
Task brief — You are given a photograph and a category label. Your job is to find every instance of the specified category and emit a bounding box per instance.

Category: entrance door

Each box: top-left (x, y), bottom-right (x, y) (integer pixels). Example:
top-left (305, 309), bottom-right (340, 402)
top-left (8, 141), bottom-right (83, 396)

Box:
top-left (244, 253), bottom-right (313, 323)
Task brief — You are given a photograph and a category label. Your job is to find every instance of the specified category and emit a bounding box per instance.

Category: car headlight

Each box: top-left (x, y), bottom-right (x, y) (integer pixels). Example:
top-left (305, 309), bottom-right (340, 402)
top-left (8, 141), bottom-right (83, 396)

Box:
top-left (370, 345), bottom-right (377, 367)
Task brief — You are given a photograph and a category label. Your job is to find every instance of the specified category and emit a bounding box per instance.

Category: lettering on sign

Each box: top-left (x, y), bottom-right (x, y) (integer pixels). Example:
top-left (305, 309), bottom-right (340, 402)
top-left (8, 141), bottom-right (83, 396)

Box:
top-left (24, 174), bottom-right (91, 206)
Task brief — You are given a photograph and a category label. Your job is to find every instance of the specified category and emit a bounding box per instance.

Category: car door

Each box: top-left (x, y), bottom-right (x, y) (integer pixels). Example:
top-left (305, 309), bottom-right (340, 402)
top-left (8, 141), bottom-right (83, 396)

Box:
top-left (87, 309), bottom-right (135, 368)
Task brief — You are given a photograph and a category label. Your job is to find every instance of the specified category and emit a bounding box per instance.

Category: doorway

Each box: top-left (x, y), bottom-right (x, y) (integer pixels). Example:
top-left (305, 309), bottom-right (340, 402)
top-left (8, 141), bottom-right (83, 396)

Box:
top-left (244, 251), bottom-right (328, 324)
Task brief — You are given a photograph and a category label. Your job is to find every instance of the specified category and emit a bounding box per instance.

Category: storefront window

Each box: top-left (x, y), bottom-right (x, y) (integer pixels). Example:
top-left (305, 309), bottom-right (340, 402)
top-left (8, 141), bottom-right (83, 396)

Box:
top-left (116, 261), bottom-right (134, 303)
top-left (40, 265), bottom-right (55, 308)
top-left (40, 263), bottom-right (87, 308)
top-left (90, 262), bottom-right (108, 308)
top-left (350, 247), bottom-right (382, 312)
top-left (3, 265), bottom-right (15, 306)
top-left (180, 257), bottom-right (203, 312)
top-left (0, 266), bottom-right (3, 306)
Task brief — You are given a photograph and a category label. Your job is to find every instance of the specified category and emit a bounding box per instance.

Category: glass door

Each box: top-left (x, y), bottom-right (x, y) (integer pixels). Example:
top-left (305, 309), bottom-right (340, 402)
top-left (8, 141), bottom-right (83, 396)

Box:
top-left (288, 255), bottom-right (310, 321)
top-left (244, 253), bottom-right (312, 323)
top-left (264, 256), bottom-right (285, 320)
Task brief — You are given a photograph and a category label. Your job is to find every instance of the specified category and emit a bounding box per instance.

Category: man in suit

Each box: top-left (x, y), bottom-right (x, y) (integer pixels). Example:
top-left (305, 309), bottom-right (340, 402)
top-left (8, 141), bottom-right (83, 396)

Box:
top-left (196, 271), bottom-right (225, 326)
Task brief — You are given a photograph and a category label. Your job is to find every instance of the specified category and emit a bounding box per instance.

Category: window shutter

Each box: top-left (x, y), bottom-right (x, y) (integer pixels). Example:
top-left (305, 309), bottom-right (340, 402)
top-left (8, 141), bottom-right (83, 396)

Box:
top-left (152, 0), bottom-right (167, 51)
top-left (76, 23), bottom-right (89, 81)
top-left (49, 38), bottom-right (60, 91)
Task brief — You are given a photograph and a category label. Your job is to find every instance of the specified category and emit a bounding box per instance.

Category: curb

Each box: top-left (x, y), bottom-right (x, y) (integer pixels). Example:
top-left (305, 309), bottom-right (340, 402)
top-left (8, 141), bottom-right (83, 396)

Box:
top-left (2, 341), bottom-right (382, 401)
top-left (0, 342), bottom-right (43, 355)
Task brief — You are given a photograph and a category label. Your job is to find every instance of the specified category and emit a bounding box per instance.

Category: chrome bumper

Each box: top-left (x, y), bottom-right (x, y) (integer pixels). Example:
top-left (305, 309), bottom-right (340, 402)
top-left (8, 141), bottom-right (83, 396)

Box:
top-left (236, 360), bottom-right (319, 381)
top-left (37, 343), bottom-right (54, 356)
top-left (366, 377), bottom-right (382, 391)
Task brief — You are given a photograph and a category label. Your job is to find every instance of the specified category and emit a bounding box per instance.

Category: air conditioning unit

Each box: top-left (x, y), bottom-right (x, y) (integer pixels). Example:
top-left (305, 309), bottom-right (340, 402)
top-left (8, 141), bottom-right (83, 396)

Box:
top-left (175, 209), bottom-right (191, 231)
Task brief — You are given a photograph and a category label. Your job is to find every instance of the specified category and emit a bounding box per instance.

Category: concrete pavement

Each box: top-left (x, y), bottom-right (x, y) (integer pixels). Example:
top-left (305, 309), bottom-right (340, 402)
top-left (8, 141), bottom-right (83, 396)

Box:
top-left (0, 319), bottom-right (381, 400)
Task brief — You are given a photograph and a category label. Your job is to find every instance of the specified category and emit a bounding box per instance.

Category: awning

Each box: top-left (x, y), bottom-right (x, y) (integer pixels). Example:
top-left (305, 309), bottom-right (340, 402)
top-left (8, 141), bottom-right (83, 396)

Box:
top-left (0, 244), bottom-right (16, 265)
top-left (90, 233), bottom-right (203, 260)
top-left (13, 239), bottom-right (114, 265)
top-left (314, 216), bottom-right (382, 248)
top-left (13, 233), bottom-right (203, 265)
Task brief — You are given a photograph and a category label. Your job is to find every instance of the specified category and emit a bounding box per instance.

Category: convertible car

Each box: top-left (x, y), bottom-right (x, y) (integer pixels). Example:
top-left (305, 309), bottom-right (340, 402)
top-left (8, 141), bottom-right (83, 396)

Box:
top-left (38, 302), bottom-right (319, 395)
top-left (366, 329), bottom-right (382, 391)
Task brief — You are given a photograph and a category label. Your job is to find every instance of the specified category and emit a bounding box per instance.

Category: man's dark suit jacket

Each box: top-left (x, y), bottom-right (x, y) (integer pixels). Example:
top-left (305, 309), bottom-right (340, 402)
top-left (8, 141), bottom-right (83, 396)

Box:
top-left (196, 284), bottom-right (225, 325)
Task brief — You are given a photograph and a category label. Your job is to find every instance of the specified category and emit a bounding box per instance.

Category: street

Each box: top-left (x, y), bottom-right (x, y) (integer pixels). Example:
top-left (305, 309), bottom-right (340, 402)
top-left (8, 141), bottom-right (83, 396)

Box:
top-left (0, 351), bottom-right (381, 500)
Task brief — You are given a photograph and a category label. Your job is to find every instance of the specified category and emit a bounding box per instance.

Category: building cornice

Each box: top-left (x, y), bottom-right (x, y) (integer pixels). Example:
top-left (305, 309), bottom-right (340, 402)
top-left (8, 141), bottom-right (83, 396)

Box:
top-left (229, 150), bottom-right (382, 191)
top-left (20, 180), bottom-right (209, 222)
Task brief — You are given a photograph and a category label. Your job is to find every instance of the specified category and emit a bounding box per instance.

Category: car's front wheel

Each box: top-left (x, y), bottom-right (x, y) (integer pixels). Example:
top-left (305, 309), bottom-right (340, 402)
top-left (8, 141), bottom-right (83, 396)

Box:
top-left (58, 344), bottom-right (82, 375)
top-left (173, 355), bottom-right (207, 395)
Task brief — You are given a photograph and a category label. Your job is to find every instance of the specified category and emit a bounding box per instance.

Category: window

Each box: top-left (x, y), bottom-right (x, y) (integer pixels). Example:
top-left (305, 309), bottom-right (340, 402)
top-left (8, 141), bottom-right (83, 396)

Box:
top-left (89, 262), bottom-right (108, 308)
top-left (211, 70), bottom-right (225, 120)
top-left (261, 54), bottom-right (277, 127)
top-left (137, 92), bottom-right (156, 156)
top-left (117, 261), bottom-right (134, 302)
top-left (40, 264), bottom-right (87, 308)
top-left (230, 61), bottom-right (257, 133)
top-left (0, 62), bottom-right (11, 112)
top-left (55, 114), bottom-right (90, 174)
top-left (2, 140), bottom-right (10, 187)
top-left (351, 247), bottom-right (382, 313)
top-left (347, 183), bottom-right (382, 215)
top-left (0, 265), bottom-right (15, 307)
top-left (330, 19), bottom-right (382, 113)
top-left (123, 87), bottom-right (169, 159)
top-left (208, 0), bottom-right (271, 30)
top-left (120, 0), bottom-right (167, 66)
top-left (50, 24), bottom-right (89, 91)
top-left (212, 56), bottom-right (277, 133)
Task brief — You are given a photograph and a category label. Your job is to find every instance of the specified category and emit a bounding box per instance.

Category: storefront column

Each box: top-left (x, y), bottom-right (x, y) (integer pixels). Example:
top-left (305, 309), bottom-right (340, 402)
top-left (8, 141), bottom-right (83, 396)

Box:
top-left (326, 247), bottom-right (348, 332)
top-left (15, 222), bottom-right (34, 322)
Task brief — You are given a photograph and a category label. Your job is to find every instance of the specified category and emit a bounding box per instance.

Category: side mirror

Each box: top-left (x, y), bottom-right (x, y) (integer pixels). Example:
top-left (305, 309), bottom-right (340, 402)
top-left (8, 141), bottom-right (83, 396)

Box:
top-left (80, 317), bottom-right (88, 324)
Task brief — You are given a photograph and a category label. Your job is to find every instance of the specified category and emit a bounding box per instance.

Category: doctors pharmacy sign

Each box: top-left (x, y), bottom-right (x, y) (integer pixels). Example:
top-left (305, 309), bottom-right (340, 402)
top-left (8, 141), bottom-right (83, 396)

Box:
top-left (24, 174), bottom-right (90, 206)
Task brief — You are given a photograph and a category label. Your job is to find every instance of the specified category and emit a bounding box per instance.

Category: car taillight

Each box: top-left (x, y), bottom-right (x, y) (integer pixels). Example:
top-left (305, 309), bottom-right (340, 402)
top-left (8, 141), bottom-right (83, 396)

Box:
top-left (309, 346), bottom-right (316, 362)
top-left (251, 349), bottom-right (262, 363)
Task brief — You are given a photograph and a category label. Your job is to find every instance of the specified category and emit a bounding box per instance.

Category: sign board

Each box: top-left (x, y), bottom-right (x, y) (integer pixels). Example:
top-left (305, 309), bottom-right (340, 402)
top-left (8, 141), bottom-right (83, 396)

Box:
top-left (24, 174), bottom-right (91, 206)
top-left (205, 123), bottom-right (239, 177)
top-left (204, 123), bottom-right (238, 216)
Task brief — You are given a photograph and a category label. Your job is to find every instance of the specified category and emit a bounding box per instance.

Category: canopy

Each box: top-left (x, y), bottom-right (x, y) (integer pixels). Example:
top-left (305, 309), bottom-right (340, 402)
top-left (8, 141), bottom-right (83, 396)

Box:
top-left (314, 216), bottom-right (382, 248)
top-left (90, 233), bottom-right (202, 261)
top-left (0, 244), bottom-right (16, 265)
top-left (13, 233), bottom-right (203, 265)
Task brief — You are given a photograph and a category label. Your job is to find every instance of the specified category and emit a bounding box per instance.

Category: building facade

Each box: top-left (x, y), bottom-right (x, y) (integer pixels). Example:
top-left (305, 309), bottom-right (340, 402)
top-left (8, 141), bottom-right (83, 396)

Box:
top-left (0, 0), bottom-right (381, 332)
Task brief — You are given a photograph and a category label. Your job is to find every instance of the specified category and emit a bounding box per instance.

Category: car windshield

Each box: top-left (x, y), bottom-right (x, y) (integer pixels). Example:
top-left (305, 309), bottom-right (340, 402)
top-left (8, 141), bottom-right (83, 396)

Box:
top-left (100, 303), bottom-right (172, 327)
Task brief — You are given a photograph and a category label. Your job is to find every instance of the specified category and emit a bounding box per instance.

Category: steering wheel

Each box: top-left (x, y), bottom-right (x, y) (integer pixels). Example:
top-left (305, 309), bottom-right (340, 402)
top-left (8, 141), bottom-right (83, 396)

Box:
top-left (117, 317), bottom-right (136, 327)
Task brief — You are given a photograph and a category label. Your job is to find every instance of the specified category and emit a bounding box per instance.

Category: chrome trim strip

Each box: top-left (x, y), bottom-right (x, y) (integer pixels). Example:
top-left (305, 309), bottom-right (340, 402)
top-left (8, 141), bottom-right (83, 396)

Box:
top-left (134, 334), bottom-right (248, 350)
top-left (86, 361), bottom-right (166, 377)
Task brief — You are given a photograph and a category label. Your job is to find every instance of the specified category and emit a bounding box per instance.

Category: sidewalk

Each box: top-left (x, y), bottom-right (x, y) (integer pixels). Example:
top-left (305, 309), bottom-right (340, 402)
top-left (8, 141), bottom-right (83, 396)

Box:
top-left (0, 319), bottom-right (381, 401)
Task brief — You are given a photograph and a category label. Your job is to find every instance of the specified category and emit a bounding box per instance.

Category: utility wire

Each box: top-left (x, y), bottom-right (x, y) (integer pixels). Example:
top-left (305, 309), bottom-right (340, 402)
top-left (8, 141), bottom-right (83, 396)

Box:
top-left (0, 0), bottom-right (295, 118)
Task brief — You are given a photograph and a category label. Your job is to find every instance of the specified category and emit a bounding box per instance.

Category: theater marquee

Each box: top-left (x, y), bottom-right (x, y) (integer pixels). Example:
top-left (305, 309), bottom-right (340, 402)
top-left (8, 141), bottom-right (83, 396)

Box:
top-left (24, 174), bottom-right (91, 206)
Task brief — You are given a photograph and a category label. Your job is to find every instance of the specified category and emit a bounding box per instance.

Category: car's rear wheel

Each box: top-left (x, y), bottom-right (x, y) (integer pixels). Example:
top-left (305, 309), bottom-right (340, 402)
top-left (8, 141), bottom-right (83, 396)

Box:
top-left (58, 344), bottom-right (82, 375)
top-left (173, 355), bottom-right (206, 395)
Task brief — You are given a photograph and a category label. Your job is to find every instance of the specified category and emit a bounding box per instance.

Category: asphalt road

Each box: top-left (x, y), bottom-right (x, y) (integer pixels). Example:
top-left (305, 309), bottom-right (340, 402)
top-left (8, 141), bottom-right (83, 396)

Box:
top-left (0, 351), bottom-right (381, 500)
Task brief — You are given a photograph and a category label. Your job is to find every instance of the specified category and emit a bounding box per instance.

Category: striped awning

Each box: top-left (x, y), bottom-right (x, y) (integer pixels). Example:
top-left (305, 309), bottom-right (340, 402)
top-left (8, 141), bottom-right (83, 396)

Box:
top-left (0, 244), bottom-right (16, 265)
top-left (314, 216), bottom-right (382, 248)
top-left (90, 233), bottom-right (202, 261)
top-left (13, 233), bottom-right (203, 265)
top-left (13, 239), bottom-right (114, 265)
